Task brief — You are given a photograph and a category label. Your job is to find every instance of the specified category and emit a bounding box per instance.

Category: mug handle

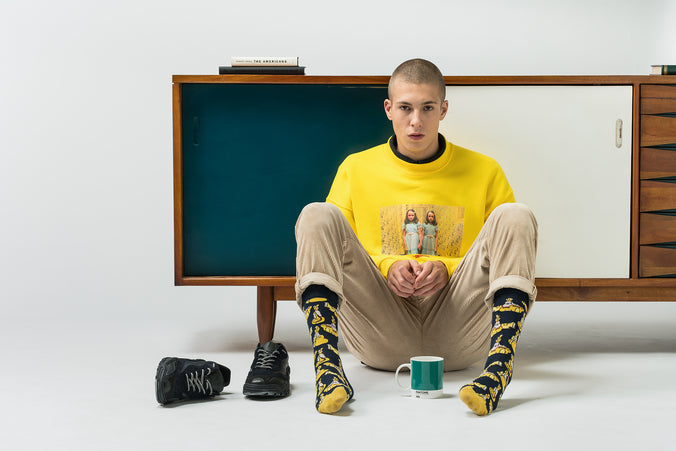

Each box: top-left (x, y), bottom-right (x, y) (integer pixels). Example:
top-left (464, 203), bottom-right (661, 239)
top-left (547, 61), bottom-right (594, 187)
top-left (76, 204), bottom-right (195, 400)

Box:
top-left (395, 363), bottom-right (411, 390)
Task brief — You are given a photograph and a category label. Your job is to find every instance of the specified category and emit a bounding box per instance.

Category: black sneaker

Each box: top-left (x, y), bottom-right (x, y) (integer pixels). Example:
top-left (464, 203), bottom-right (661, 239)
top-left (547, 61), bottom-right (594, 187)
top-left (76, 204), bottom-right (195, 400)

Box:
top-left (243, 341), bottom-right (290, 397)
top-left (155, 357), bottom-right (231, 405)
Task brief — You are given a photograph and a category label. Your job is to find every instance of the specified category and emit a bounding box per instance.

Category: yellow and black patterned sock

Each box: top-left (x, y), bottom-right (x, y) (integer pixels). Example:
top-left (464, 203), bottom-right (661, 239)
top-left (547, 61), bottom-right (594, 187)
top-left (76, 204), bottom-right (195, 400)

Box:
top-left (301, 285), bottom-right (353, 414)
top-left (460, 288), bottom-right (529, 416)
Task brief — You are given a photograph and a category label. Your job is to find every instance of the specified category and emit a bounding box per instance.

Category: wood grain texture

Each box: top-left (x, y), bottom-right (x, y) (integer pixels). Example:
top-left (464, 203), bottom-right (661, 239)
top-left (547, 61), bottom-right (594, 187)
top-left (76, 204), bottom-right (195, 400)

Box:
top-left (640, 180), bottom-right (676, 212)
top-left (640, 148), bottom-right (676, 179)
top-left (172, 75), bottom-right (676, 86)
top-left (257, 286), bottom-right (276, 343)
top-left (640, 246), bottom-right (676, 277)
top-left (641, 97), bottom-right (676, 115)
top-left (632, 82), bottom-right (642, 278)
top-left (642, 84), bottom-right (676, 99)
top-left (173, 83), bottom-right (184, 285)
top-left (641, 115), bottom-right (676, 147)
top-left (640, 213), bottom-right (676, 244)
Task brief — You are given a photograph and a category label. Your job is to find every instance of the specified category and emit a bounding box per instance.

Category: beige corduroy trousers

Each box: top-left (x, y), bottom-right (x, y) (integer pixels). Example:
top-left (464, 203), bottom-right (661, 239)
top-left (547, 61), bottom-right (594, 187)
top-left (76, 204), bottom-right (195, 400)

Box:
top-left (295, 202), bottom-right (538, 371)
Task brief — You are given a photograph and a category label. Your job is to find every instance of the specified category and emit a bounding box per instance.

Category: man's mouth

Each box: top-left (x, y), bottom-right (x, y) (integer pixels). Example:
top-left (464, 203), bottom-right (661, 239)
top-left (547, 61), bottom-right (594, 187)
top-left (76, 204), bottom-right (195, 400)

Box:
top-left (408, 133), bottom-right (424, 141)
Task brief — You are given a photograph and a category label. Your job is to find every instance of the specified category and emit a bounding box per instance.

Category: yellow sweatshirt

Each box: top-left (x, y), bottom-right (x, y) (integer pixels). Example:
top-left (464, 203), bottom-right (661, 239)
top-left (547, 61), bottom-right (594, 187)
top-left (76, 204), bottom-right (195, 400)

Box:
top-left (326, 136), bottom-right (515, 279)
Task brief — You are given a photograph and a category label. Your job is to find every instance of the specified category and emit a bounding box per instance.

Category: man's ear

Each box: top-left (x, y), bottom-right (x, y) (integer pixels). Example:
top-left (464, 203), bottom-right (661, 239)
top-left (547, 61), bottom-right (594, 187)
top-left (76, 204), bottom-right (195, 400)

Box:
top-left (439, 100), bottom-right (449, 120)
top-left (384, 99), bottom-right (393, 120)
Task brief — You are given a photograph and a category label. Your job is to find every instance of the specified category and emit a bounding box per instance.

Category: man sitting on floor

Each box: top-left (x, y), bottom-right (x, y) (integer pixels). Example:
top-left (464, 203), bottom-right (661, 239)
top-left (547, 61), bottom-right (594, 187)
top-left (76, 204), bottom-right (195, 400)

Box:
top-left (294, 58), bottom-right (538, 415)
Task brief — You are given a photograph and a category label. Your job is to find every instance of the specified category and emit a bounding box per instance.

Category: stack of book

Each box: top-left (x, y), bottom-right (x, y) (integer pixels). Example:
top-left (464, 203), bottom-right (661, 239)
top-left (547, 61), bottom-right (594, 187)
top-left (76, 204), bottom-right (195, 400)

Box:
top-left (650, 65), bottom-right (676, 75)
top-left (219, 57), bottom-right (305, 75)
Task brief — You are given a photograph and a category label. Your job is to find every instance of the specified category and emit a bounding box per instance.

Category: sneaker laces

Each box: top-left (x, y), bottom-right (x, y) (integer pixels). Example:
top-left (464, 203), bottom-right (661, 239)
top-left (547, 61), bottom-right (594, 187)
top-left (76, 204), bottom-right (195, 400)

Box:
top-left (254, 348), bottom-right (280, 370)
top-left (185, 367), bottom-right (214, 395)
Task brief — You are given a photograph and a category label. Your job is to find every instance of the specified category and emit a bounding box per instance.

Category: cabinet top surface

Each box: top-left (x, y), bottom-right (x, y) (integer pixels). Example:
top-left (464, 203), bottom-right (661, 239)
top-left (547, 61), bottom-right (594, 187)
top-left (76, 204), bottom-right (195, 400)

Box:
top-left (172, 74), bottom-right (676, 85)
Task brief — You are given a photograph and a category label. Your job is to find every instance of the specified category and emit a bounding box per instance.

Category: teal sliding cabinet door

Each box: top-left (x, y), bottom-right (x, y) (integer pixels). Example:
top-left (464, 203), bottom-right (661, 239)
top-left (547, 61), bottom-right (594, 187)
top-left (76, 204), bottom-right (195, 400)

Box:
top-left (180, 83), bottom-right (392, 276)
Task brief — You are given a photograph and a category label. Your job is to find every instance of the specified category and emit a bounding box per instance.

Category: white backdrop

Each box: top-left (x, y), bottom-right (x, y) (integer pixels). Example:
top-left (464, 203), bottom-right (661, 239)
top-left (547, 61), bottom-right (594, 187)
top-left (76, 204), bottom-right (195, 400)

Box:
top-left (1, 0), bottom-right (675, 323)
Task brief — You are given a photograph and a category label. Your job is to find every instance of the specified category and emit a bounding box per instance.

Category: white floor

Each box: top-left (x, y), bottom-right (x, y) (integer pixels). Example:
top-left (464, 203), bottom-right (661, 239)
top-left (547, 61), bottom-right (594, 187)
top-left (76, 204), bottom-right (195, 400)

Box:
top-left (2, 296), bottom-right (675, 451)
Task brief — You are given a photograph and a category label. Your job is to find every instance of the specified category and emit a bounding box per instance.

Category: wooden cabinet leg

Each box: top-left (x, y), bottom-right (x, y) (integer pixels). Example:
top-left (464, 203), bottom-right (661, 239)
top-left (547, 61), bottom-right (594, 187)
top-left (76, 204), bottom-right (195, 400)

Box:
top-left (256, 286), bottom-right (277, 344)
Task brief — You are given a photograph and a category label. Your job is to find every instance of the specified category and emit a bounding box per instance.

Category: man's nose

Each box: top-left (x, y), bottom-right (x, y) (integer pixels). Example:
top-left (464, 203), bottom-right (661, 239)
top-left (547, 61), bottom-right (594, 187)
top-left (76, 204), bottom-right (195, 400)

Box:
top-left (410, 109), bottom-right (422, 126)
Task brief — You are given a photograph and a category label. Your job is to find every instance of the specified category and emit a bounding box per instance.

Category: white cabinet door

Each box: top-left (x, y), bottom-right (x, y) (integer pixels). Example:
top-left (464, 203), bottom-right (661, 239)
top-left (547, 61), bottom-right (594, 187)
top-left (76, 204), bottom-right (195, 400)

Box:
top-left (440, 86), bottom-right (632, 278)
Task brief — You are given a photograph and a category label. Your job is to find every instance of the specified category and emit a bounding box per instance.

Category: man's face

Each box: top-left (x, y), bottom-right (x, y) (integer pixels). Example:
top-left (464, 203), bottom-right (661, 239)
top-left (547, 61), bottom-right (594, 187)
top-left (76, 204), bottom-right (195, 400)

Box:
top-left (384, 80), bottom-right (448, 161)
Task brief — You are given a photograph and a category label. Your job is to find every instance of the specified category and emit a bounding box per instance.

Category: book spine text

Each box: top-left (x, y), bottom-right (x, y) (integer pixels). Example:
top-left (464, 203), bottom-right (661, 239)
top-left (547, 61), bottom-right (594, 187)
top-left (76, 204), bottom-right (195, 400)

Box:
top-left (231, 57), bottom-right (299, 67)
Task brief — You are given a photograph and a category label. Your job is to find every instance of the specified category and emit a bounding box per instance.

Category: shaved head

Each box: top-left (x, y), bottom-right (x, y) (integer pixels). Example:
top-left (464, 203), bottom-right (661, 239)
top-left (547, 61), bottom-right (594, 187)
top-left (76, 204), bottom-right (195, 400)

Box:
top-left (388, 59), bottom-right (445, 102)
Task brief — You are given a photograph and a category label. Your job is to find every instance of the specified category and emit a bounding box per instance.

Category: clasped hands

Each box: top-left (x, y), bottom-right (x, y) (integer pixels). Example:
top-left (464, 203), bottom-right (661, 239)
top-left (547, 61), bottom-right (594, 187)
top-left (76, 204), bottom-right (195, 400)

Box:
top-left (387, 260), bottom-right (448, 298)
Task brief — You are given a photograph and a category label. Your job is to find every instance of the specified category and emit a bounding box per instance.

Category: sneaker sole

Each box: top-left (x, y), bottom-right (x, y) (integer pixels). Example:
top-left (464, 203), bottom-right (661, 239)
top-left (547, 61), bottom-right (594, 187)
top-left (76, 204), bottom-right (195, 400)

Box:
top-left (243, 382), bottom-right (290, 397)
top-left (155, 357), bottom-right (177, 404)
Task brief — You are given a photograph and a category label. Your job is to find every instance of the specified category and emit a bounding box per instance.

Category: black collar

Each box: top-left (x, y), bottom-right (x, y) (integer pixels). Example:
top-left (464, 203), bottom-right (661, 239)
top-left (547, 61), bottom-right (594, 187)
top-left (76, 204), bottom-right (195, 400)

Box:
top-left (389, 134), bottom-right (446, 164)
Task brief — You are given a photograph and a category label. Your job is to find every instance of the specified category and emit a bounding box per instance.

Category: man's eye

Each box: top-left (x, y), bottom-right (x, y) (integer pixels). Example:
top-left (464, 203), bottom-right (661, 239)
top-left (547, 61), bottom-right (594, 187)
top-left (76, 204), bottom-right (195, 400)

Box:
top-left (400, 105), bottom-right (410, 111)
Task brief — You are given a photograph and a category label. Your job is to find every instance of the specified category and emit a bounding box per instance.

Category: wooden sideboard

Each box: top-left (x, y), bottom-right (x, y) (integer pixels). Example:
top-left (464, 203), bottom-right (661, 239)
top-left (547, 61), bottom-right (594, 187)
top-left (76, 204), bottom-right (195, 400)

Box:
top-left (172, 75), bottom-right (676, 343)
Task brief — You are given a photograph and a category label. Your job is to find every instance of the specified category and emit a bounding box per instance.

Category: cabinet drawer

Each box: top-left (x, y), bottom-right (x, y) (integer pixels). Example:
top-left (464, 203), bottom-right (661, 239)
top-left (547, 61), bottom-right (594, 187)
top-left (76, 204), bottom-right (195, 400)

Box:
top-left (640, 180), bottom-right (676, 211)
top-left (642, 84), bottom-right (676, 99)
top-left (640, 213), bottom-right (676, 244)
top-left (640, 115), bottom-right (676, 147)
top-left (639, 246), bottom-right (676, 277)
top-left (641, 85), bottom-right (676, 114)
top-left (640, 148), bottom-right (676, 179)
top-left (641, 97), bottom-right (676, 114)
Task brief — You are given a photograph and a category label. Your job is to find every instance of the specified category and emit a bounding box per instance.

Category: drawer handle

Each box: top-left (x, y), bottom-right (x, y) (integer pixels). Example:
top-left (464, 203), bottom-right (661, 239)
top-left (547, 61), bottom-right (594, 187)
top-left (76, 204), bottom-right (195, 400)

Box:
top-left (615, 119), bottom-right (623, 148)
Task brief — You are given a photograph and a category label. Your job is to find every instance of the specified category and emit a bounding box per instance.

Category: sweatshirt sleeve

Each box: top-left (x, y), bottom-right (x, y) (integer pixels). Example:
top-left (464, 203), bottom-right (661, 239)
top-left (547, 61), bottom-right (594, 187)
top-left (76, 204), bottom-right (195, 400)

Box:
top-left (484, 162), bottom-right (516, 220)
top-left (326, 160), bottom-right (357, 232)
